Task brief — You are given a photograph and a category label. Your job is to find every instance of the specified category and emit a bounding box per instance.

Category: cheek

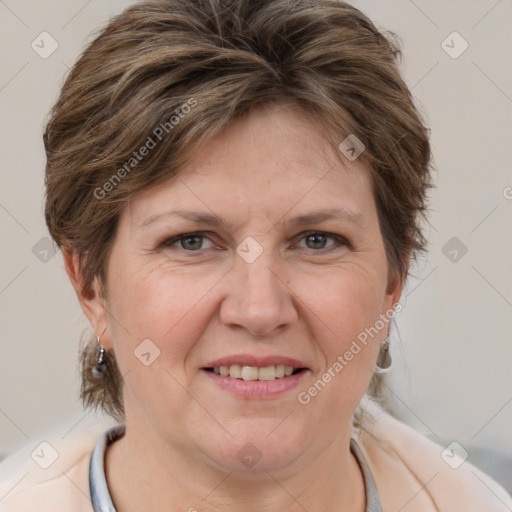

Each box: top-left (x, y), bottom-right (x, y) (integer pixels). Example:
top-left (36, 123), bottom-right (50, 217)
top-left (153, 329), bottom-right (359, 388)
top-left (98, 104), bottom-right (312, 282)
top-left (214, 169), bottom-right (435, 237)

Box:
top-left (298, 264), bottom-right (387, 343)
top-left (293, 263), bottom-right (386, 405)
top-left (295, 274), bottom-right (383, 417)
top-left (106, 262), bottom-right (222, 367)
top-left (104, 266), bottom-right (219, 419)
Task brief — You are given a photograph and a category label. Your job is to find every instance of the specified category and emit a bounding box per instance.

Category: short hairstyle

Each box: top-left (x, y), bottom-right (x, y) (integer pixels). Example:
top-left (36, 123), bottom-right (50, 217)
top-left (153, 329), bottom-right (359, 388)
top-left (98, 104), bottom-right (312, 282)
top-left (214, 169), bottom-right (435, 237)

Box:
top-left (43, 0), bottom-right (432, 424)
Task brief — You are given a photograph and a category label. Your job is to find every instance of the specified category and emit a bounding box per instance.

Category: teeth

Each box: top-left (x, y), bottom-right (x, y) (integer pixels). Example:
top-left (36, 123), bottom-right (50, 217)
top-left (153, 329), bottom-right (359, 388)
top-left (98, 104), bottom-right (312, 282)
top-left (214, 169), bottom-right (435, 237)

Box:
top-left (258, 366), bottom-right (276, 381)
top-left (213, 364), bottom-right (298, 380)
top-left (229, 364), bottom-right (242, 378)
top-left (241, 366), bottom-right (259, 381)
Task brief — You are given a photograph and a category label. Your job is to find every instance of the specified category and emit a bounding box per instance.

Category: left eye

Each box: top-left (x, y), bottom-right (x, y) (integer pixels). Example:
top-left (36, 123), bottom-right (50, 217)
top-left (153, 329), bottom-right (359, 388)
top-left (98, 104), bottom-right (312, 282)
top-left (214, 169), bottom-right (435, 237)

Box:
top-left (296, 232), bottom-right (341, 250)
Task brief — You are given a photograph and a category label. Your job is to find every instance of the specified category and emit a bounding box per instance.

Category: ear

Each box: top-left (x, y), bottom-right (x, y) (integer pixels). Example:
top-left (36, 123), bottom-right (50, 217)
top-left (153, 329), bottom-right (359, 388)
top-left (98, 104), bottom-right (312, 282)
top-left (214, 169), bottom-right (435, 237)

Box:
top-left (387, 274), bottom-right (403, 310)
top-left (383, 248), bottom-right (411, 335)
top-left (62, 247), bottom-right (111, 350)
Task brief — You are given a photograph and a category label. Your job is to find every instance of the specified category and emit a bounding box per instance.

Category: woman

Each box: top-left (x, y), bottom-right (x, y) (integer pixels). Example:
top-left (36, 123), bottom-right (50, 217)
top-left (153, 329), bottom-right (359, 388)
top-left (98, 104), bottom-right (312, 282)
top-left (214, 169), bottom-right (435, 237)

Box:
top-left (1, 0), bottom-right (510, 510)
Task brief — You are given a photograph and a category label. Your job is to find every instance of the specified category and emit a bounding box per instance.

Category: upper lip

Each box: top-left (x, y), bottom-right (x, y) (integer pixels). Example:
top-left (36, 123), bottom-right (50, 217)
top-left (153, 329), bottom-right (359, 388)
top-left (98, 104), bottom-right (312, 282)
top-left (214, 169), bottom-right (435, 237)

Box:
top-left (203, 354), bottom-right (308, 369)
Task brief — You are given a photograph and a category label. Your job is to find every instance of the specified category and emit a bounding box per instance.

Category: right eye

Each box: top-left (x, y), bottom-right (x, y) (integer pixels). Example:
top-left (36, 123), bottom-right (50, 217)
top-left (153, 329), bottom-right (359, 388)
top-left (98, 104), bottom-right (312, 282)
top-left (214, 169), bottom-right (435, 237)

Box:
top-left (159, 232), bottom-right (216, 251)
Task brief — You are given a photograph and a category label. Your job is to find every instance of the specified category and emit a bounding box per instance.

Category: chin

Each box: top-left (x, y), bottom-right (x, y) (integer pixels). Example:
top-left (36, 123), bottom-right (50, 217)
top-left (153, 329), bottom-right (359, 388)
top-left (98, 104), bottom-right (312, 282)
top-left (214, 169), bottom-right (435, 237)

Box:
top-left (199, 417), bottom-right (309, 473)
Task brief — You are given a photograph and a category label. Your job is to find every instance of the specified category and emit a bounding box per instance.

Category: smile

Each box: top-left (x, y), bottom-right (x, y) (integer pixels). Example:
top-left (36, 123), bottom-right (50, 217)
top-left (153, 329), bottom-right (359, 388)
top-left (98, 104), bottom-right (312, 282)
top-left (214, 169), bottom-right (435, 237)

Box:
top-left (205, 365), bottom-right (304, 381)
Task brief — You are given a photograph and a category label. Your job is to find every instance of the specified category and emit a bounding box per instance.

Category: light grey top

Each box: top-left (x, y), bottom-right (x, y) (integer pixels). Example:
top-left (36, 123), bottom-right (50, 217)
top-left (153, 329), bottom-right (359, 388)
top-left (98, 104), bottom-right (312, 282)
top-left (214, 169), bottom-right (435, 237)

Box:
top-left (90, 424), bottom-right (382, 512)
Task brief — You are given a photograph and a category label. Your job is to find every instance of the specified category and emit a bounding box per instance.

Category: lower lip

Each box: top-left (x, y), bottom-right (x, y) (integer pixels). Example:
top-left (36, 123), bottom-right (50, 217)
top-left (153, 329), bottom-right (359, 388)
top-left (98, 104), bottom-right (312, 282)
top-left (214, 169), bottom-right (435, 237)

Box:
top-left (202, 369), bottom-right (308, 398)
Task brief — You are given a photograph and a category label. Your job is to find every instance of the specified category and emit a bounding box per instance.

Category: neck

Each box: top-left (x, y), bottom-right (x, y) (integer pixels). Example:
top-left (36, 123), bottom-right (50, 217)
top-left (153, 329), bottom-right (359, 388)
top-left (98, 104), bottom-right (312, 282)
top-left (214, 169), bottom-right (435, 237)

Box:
top-left (105, 417), bottom-right (366, 512)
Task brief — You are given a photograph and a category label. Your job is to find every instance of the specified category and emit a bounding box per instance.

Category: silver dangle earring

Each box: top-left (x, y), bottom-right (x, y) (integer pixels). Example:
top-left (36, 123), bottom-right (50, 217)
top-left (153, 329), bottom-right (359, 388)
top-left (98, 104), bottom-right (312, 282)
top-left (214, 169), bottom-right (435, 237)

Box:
top-left (375, 337), bottom-right (392, 374)
top-left (91, 335), bottom-right (107, 379)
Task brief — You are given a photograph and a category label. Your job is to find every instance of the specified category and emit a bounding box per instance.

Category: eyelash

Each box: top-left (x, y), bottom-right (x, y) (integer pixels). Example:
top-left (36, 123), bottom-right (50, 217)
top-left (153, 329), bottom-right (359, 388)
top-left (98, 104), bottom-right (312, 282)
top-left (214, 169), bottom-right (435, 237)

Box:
top-left (157, 231), bottom-right (350, 253)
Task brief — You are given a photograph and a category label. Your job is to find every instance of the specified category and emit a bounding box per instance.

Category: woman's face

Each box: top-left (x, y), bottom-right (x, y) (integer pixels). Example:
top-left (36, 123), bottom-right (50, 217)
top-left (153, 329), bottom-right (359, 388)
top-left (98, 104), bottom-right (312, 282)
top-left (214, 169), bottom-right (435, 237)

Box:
top-left (99, 104), bottom-right (401, 472)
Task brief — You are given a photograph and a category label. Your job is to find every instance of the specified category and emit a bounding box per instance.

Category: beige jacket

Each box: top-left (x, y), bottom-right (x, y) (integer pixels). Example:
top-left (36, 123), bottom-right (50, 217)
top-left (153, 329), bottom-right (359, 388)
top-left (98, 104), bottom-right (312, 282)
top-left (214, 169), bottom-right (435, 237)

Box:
top-left (1, 406), bottom-right (510, 511)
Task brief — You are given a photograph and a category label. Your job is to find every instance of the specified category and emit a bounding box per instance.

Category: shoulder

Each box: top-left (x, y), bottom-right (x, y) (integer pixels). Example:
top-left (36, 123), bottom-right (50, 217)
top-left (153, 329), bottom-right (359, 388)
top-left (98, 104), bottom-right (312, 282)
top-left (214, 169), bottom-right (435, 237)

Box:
top-left (355, 400), bottom-right (512, 511)
top-left (0, 419), bottom-right (119, 512)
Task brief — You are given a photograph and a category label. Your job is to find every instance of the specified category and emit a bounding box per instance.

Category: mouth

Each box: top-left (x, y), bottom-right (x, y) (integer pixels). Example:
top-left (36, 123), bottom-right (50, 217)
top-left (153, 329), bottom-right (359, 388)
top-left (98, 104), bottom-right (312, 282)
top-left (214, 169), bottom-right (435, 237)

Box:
top-left (201, 365), bottom-right (309, 398)
top-left (201, 355), bottom-right (310, 397)
top-left (203, 365), bottom-right (307, 381)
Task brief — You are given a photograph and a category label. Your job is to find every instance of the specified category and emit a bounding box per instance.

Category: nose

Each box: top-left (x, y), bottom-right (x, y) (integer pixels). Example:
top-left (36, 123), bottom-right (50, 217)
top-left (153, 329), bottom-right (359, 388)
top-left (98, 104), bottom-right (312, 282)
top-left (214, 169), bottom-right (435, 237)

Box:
top-left (219, 254), bottom-right (298, 338)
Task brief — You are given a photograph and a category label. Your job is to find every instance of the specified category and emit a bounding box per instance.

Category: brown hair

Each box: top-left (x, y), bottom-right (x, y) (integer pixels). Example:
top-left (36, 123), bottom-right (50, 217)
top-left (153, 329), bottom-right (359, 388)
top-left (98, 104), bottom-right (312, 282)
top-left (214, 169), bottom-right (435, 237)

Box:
top-left (43, 0), bottom-right (432, 424)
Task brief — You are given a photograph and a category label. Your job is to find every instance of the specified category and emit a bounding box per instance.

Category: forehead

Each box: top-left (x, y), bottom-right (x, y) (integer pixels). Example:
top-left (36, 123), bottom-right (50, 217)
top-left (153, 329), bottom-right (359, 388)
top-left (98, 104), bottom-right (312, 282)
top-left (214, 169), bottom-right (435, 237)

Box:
top-left (182, 104), bottom-right (357, 181)
top-left (124, 104), bottom-right (375, 229)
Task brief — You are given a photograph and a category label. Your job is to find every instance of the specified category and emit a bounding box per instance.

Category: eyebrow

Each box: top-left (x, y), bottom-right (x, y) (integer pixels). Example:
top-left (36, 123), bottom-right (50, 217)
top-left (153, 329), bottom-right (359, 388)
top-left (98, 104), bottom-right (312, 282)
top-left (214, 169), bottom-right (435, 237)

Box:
top-left (139, 207), bottom-right (363, 230)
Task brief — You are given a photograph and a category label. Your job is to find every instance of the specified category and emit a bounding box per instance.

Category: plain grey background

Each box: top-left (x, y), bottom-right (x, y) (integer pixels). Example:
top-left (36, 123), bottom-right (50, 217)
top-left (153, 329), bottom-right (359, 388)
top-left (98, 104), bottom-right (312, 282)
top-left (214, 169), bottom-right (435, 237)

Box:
top-left (0, 0), bottom-right (511, 493)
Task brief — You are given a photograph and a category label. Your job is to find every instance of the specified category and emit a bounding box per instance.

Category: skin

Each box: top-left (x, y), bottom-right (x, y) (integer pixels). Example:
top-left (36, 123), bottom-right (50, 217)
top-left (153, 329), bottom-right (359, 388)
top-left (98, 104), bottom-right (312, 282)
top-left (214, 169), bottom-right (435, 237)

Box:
top-left (64, 103), bottom-right (403, 512)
